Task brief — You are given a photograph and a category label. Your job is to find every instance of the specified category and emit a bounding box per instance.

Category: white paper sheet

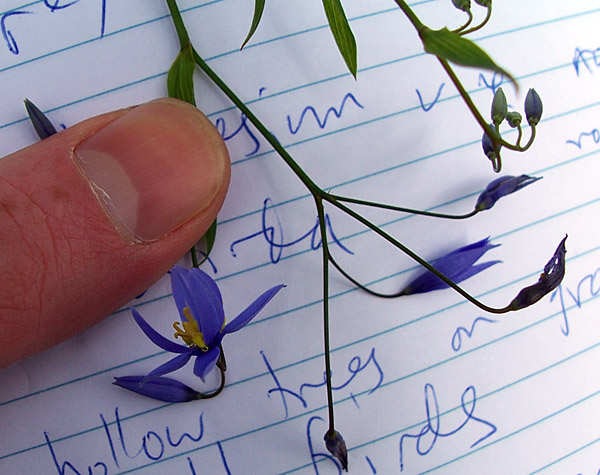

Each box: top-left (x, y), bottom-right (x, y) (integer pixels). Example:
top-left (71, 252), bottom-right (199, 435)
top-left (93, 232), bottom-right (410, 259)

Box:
top-left (2, 0), bottom-right (600, 473)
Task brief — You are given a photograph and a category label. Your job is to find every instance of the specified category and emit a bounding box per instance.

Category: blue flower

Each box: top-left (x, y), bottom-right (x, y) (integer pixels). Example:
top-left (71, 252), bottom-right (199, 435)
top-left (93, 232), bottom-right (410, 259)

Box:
top-left (113, 376), bottom-right (199, 402)
top-left (132, 266), bottom-right (285, 382)
top-left (509, 235), bottom-right (567, 310)
top-left (400, 238), bottom-right (501, 295)
top-left (475, 174), bottom-right (542, 211)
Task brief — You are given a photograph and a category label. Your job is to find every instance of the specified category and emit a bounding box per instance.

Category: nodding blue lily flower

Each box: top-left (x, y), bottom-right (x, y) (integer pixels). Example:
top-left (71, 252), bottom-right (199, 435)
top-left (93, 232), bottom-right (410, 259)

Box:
top-left (132, 266), bottom-right (285, 382)
top-left (509, 235), bottom-right (567, 310)
top-left (399, 237), bottom-right (501, 296)
top-left (475, 175), bottom-right (542, 211)
top-left (113, 375), bottom-right (200, 402)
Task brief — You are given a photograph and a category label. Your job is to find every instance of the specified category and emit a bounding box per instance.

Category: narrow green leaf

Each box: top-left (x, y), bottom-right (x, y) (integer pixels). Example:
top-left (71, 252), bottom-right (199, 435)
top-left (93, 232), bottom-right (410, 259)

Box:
top-left (197, 219), bottom-right (218, 265)
top-left (241, 0), bottom-right (266, 49)
top-left (167, 44), bottom-right (196, 106)
top-left (322, 0), bottom-right (357, 78)
top-left (421, 27), bottom-right (516, 85)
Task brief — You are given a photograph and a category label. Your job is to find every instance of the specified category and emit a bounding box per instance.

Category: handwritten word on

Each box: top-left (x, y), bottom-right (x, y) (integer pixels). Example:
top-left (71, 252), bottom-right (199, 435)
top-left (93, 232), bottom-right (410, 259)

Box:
top-left (451, 317), bottom-right (498, 352)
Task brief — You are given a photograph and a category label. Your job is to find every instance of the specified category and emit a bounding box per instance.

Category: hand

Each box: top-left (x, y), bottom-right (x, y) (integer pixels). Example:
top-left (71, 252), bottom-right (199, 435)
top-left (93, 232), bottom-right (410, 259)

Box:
top-left (0, 98), bottom-right (230, 368)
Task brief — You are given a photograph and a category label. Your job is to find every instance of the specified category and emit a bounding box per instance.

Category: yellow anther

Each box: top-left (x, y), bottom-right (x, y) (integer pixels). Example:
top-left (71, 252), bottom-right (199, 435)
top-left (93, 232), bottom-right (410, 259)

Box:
top-left (172, 307), bottom-right (209, 351)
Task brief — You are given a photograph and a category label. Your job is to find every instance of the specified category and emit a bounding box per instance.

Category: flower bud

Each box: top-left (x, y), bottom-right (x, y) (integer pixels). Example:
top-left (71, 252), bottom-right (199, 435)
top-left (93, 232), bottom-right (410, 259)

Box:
top-left (491, 87), bottom-right (507, 125)
top-left (481, 126), bottom-right (500, 160)
top-left (324, 429), bottom-right (348, 471)
top-left (474, 0), bottom-right (491, 6)
top-left (524, 88), bottom-right (543, 126)
top-left (506, 111), bottom-right (522, 128)
top-left (452, 0), bottom-right (471, 11)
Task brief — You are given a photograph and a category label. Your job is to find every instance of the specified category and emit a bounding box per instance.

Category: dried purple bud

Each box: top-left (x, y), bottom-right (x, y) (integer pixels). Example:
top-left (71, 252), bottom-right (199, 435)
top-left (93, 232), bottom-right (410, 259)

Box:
top-left (324, 429), bottom-right (348, 471)
top-left (475, 175), bottom-right (542, 211)
top-left (491, 87), bottom-right (508, 125)
top-left (524, 88), bottom-right (543, 126)
top-left (508, 235), bottom-right (567, 310)
top-left (113, 376), bottom-right (200, 402)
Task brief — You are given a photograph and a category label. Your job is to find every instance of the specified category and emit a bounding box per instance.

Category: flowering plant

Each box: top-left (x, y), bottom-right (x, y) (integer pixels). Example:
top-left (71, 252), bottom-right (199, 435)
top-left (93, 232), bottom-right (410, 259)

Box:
top-left (22, 1), bottom-right (568, 471)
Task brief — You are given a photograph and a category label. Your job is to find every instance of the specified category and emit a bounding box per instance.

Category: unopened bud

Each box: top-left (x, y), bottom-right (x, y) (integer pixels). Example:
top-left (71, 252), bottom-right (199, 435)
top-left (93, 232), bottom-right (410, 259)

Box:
top-left (491, 87), bottom-right (508, 125)
top-left (452, 0), bottom-right (471, 12)
top-left (506, 111), bottom-right (522, 128)
top-left (481, 126), bottom-right (500, 160)
top-left (524, 88), bottom-right (543, 126)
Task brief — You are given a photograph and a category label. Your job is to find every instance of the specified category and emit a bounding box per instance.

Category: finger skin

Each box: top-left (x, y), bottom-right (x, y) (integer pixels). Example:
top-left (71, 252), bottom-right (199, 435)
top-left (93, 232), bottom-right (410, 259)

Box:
top-left (0, 100), bottom-right (230, 367)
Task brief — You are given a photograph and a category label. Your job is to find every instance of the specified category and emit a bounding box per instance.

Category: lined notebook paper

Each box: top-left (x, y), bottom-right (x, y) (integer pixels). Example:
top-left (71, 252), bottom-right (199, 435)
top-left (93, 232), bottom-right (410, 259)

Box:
top-left (2, 0), bottom-right (600, 473)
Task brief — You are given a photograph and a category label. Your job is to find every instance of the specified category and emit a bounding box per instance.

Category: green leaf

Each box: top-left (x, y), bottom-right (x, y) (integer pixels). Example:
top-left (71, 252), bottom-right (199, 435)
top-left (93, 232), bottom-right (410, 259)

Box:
top-left (167, 44), bottom-right (196, 106)
top-left (421, 27), bottom-right (516, 85)
top-left (322, 0), bottom-right (357, 78)
top-left (241, 0), bottom-right (265, 49)
top-left (197, 219), bottom-right (218, 264)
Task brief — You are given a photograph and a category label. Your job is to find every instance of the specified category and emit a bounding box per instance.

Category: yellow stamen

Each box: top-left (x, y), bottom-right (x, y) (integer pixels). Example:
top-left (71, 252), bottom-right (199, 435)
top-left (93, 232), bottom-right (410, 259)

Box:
top-left (172, 307), bottom-right (209, 351)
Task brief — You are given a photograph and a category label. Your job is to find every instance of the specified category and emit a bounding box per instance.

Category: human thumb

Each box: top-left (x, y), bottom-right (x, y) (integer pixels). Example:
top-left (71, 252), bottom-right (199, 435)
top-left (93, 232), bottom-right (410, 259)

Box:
top-left (0, 98), bottom-right (230, 368)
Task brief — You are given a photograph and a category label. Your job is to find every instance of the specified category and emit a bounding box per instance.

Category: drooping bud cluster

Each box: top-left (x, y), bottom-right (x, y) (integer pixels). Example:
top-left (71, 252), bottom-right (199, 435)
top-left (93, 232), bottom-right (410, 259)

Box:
top-left (481, 86), bottom-right (543, 164)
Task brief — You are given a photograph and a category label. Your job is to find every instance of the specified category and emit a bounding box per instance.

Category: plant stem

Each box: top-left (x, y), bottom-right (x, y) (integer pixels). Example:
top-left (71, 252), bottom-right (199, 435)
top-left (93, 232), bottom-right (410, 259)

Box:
top-left (325, 196), bottom-right (511, 314)
top-left (393, 0), bottom-right (426, 33)
top-left (330, 194), bottom-right (479, 220)
top-left (316, 196), bottom-right (336, 432)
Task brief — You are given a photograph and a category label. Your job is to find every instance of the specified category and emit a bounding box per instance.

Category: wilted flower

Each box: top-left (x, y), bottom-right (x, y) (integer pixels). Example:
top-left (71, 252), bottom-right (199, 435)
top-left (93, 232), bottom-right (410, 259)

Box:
top-left (113, 376), bottom-right (199, 402)
top-left (324, 429), bottom-right (348, 471)
top-left (508, 235), bottom-right (567, 310)
top-left (132, 266), bottom-right (285, 382)
top-left (491, 87), bottom-right (508, 125)
top-left (524, 88), bottom-right (543, 126)
top-left (475, 175), bottom-right (542, 211)
top-left (399, 238), bottom-right (501, 296)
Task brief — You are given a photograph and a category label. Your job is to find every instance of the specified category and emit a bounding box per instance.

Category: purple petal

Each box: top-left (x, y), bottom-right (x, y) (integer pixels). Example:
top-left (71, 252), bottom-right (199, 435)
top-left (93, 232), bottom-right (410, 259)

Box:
top-left (223, 284), bottom-right (286, 334)
top-left (192, 347), bottom-right (221, 381)
top-left (434, 238), bottom-right (500, 276)
top-left (400, 239), bottom-right (501, 295)
top-left (142, 352), bottom-right (192, 383)
top-left (171, 266), bottom-right (224, 344)
top-left (113, 376), bottom-right (198, 402)
top-left (131, 308), bottom-right (188, 354)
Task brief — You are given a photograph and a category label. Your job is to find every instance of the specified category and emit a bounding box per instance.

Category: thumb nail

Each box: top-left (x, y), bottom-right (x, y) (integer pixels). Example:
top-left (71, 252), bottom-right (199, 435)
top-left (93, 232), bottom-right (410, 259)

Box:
top-left (74, 98), bottom-right (227, 242)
